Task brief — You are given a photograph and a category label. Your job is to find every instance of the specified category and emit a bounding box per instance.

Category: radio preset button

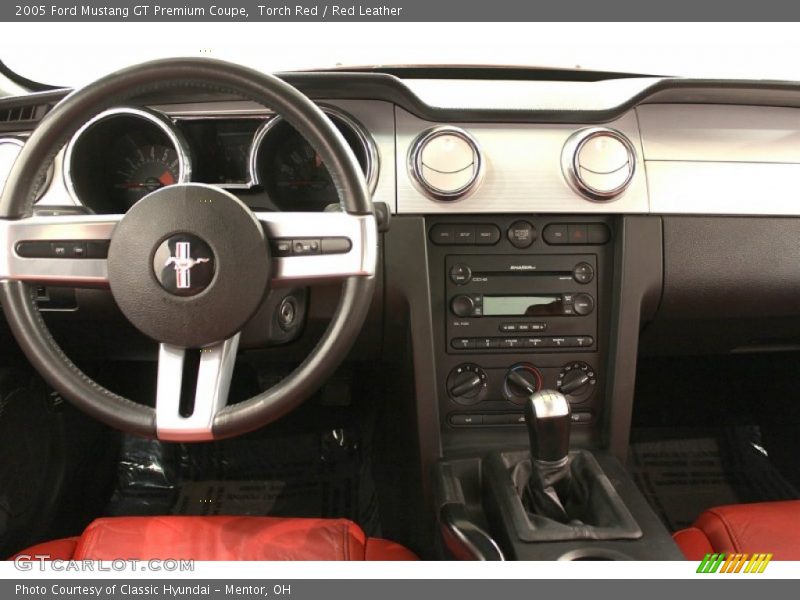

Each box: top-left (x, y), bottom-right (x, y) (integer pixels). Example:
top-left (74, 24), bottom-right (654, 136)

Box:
top-left (451, 337), bottom-right (475, 350)
top-left (573, 262), bottom-right (595, 284)
top-left (507, 220), bottom-right (537, 249)
top-left (449, 263), bottom-right (472, 285)
top-left (476, 337), bottom-right (500, 349)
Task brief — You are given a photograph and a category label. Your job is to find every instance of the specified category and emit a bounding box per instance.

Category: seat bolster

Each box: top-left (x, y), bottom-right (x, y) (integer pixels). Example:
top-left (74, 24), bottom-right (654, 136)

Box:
top-left (675, 500), bottom-right (800, 560)
top-left (10, 516), bottom-right (418, 561)
top-left (672, 527), bottom-right (713, 560)
top-left (10, 537), bottom-right (79, 561)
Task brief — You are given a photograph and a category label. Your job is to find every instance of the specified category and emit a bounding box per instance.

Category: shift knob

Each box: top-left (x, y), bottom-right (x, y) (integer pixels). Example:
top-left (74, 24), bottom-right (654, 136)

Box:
top-left (524, 389), bottom-right (571, 464)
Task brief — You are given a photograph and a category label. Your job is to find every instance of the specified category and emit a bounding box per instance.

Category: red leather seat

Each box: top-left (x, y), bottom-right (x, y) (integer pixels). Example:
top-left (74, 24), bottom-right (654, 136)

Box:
top-left (11, 516), bottom-right (417, 561)
top-left (673, 500), bottom-right (800, 560)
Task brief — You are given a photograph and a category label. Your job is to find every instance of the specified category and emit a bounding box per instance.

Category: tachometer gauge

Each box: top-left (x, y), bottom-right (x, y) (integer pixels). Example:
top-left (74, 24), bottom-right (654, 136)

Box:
top-left (65, 107), bottom-right (191, 214)
top-left (110, 136), bottom-right (180, 208)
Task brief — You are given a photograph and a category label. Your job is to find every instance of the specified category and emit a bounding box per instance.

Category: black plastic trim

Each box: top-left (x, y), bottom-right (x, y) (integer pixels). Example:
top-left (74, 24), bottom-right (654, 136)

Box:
top-left (9, 74), bottom-right (800, 127)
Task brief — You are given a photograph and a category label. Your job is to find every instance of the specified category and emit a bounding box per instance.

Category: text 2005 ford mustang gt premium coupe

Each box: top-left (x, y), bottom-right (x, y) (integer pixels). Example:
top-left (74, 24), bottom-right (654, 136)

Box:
top-left (1, 57), bottom-right (799, 561)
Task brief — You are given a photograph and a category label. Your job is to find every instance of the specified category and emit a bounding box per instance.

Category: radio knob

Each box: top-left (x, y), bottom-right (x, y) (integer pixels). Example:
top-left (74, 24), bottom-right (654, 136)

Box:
top-left (451, 295), bottom-right (476, 317)
top-left (572, 293), bottom-right (594, 316)
top-left (503, 364), bottom-right (543, 405)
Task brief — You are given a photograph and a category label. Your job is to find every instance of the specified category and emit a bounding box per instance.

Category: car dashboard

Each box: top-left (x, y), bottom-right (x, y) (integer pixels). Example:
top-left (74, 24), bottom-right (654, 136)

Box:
top-left (3, 69), bottom-right (800, 560)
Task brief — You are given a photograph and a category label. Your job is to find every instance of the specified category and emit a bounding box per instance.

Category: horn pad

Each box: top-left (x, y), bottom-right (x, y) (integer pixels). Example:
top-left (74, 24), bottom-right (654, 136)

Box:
top-left (107, 184), bottom-right (270, 348)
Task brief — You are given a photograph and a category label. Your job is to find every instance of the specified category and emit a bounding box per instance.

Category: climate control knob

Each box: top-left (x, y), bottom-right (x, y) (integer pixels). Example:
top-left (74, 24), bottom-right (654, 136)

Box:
top-left (503, 363), bottom-right (543, 405)
top-left (557, 361), bottom-right (596, 402)
top-left (447, 363), bottom-right (487, 405)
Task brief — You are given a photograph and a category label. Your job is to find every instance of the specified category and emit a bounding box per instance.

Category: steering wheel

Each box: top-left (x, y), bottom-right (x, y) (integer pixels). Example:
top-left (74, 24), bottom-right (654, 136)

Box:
top-left (0, 58), bottom-right (377, 441)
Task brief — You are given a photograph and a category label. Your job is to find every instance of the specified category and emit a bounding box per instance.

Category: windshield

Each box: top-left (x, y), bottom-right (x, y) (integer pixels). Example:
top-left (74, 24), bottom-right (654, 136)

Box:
top-left (2, 23), bottom-right (799, 88)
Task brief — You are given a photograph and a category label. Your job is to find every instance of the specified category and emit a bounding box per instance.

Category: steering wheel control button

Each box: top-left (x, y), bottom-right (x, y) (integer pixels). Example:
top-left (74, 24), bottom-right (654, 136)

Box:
top-left (272, 240), bottom-right (293, 256)
top-left (572, 293), bottom-right (595, 316)
top-left (572, 262), bottom-right (595, 284)
top-left (409, 127), bottom-right (484, 201)
top-left (153, 234), bottom-right (215, 297)
top-left (563, 128), bottom-right (636, 201)
top-left (15, 241), bottom-right (54, 258)
top-left (449, 263), bottom-right (472, 285)
top-left (108, 183), bottom-right (270, 348)
top-left (507, 220), bottom-right (537, 248)
top-left (320, 237), bottom-right (352, 255)
top-left (292, 239), bottom-right (320, 255)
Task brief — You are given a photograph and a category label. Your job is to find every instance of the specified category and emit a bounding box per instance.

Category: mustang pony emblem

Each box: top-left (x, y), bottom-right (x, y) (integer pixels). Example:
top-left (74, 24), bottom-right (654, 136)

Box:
top-left (164, 241), bottom-right (210, 289)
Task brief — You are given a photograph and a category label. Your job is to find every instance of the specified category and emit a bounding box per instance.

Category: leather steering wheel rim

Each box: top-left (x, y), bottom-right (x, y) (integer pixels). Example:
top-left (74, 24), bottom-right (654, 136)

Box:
top-left (0, 58), bottom-right (376, 440)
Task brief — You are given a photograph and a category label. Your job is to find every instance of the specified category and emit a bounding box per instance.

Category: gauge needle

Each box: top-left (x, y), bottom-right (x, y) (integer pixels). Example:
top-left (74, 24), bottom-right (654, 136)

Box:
top-left (158, 171), bottom-right (176, 186)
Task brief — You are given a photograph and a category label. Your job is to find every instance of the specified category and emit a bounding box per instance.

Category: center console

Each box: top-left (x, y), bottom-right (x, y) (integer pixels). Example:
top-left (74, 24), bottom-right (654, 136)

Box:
top-left (426, 215), bottom-right (614, 452)
top-left (425, 215), bottom-right (682, 560)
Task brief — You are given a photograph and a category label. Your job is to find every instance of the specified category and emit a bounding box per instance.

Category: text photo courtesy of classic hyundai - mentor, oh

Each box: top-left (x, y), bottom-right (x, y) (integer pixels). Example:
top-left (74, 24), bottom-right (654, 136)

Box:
top-left (0, 53), bottom-right (799, 563)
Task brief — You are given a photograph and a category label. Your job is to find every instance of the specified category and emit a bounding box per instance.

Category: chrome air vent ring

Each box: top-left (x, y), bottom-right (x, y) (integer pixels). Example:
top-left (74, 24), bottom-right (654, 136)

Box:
top-left (408, 126), bottom-right (484, 202)
top-left (562, 127), bottom-right (635, 202)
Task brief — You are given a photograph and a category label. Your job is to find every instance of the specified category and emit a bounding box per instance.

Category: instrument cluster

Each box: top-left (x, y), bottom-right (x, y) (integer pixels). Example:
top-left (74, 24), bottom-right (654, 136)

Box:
top-left (62, 105), bottom-right (378, 214)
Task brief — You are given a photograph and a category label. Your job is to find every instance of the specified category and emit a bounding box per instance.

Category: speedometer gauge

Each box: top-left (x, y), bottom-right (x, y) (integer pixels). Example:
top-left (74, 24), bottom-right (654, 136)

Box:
top-left (271, 133), bottom-right (336, 203)
top-left (250, 107), bottom-right (378, 211)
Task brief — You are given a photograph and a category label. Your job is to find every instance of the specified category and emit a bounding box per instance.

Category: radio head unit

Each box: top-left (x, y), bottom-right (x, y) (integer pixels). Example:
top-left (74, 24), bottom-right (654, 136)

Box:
top-left (446, 254), bottom-right (598, 353)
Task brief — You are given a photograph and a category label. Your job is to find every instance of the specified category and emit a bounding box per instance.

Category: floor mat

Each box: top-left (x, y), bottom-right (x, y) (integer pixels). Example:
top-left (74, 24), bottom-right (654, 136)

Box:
top-left (629, 426), bottom-right (799, 532)
top-left (105, 427), bottom-right (381, 536)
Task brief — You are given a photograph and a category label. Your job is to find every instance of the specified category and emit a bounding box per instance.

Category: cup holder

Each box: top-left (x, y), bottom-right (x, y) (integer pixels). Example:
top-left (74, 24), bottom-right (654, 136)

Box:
top-left (559, 548), bottom-right (634, 561)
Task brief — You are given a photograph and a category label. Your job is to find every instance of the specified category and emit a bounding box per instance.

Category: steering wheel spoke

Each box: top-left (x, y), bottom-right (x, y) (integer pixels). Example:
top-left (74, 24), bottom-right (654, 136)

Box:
top-left (156, 333), bottom-right (240, 441)
top-left (257, 211), bottom-right (377, 285)
top-left (0, 214), bottom-right (121, 286)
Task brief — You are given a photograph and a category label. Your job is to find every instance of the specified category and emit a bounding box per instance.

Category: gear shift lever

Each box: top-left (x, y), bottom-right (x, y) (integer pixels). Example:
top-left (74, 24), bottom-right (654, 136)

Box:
top-left (524, 389), bottom-right (571, 466)
top-left (523, 390), bottom-right (573, 521)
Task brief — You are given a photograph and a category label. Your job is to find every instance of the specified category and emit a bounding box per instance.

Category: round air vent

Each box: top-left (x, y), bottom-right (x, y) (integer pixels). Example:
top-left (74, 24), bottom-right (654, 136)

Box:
top-left (408, 126), bottom-right (483, 201)
top-left (562, 128), bottom-right (635, 201)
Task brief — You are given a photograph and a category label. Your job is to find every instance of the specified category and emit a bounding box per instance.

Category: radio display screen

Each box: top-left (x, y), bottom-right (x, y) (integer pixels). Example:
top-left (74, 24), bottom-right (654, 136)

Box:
top-left (483, 295), bottom-right (563, 316)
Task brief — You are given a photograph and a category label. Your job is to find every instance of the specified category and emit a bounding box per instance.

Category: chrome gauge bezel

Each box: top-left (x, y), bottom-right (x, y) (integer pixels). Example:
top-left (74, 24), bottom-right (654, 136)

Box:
top-left (248, 105), bottom-right (380, 196)
top-left (0, 136), bottom-right (55, 203)
top-left (407, 125), bottom-right (484, 202)
top-left (561, 127), bottom-right (636, 202)
top-left (63, 106), bottom-right (193, 207)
